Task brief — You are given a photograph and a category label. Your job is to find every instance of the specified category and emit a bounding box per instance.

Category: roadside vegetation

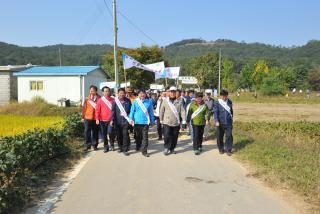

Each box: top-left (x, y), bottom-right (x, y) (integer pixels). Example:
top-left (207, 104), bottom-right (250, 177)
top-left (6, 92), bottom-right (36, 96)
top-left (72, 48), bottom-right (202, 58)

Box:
top-left (233, 121), bottom-right (320, 212)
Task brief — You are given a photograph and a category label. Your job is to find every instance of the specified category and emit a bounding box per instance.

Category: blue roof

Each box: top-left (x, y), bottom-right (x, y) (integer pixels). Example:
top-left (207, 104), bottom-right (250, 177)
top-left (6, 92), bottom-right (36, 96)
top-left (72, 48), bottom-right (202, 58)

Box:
top-left (13, 66), bottom-right (100, 76)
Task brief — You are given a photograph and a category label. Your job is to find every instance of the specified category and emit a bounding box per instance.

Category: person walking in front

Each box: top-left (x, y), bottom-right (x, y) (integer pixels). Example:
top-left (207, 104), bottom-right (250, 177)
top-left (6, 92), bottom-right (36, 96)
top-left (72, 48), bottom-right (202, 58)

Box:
top-left (187, 92), bottom-right (209, 155)
top-left (204, 89), bottom-right (214, 138)
top-left (154, 91), bottom-right (166, 140)
top-left (95, 86), bottom-right (114, 152)
top-left (82, 85), bottom-right (100, 151)
top-left (129, 90), bottom-right (155, 157)
top-left (160, 86), bottom-right (186, 155)
top-left (214, 89), bottom-right (234, 156)
top-left (112, 88), bottom-right (132, 156)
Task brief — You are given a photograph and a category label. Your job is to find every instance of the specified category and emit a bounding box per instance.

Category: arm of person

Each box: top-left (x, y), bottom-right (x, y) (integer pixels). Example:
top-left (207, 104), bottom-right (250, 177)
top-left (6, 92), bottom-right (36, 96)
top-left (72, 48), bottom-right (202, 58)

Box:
top-left (148, 101), bottom-right (155, 125)
top-left (81, 99), bottom-right (87, 121)
top-left (213, 101), bottom-right (220, 126)
top-left (95, 100), bottom-right (101, 125)
top-left (159, 99), bottom-right (165, 123)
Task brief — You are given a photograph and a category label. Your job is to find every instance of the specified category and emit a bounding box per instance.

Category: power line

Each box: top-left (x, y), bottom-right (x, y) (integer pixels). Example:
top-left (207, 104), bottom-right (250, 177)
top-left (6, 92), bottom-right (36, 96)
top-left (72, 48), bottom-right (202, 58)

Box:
top-left (101, 0), bottom-right (158, 45)
top-left (103, 0), bottom-right (113, 19)
top-left (117, 10), bottom-right (158, 45)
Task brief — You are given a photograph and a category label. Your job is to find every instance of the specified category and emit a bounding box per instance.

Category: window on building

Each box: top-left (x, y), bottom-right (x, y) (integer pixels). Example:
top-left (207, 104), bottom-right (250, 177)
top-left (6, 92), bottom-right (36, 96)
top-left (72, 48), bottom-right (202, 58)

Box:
top-left (30, 81), bottom-right (44, 91)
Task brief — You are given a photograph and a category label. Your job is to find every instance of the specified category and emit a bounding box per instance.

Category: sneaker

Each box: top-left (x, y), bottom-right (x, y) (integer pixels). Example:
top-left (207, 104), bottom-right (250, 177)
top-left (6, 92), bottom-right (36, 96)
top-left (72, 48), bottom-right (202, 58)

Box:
top-left (219, 150), bottom-right (225, 155)
top-left (83, 147), bottom-right (90, 152)
top-left (93, 146), bottom-right (98, 151)
top-left (227, 151), bottom-right (232, 156)
top-left (118, 150), bottom-right (123, 153)
top-left (164, 149), bottom-right (170, 156)
top-left (142, 152), bottom-right (150, 157)
top-left (194, 150), bottom-right (200, 155)
top-left (110, 146), bottom-right (115, 151)
top-left (199, 147), bottom-right (203, 152)
top-left (124, 151), bottom-right (130, 156)
top-left (170, 150), bottom-right (177, 154)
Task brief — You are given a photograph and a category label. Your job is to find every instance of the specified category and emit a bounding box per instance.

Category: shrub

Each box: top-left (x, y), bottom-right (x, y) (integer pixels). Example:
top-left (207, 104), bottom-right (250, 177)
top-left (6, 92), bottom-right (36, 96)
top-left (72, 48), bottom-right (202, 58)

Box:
top-left (63, 113), bottom-right (84, 138)
top-left (0, 128), bottom-right (70, 213)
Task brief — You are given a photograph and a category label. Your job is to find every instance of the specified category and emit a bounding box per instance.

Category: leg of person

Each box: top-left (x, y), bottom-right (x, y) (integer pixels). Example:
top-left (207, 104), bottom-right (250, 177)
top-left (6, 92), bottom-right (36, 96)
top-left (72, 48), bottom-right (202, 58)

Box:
top-left (134, 125), bottom-right (142, 151)
top-left (141, 125), bottom-right (149, 157)
top-left (92, 120), bottom-right (99, 150)
top-left (109, 124), bottom-right (115, 150)
top-left (170, 126), bottom-right (180, 153)
top-left (84, 120), bottom-right (92, 150)
top-left (122, 124), bottom-right (130, 155)
top-left (156, 117), bottom-right (162, 140)
top-left (198, 125), bottom-right (205, 152)
top-left (189, 123), bottom-right (193, 141)
top-left (163, 124), bottom-right (171, 155)
top-left (193, 125), bottom-right (201, 155)
top-left (216, 125), bottom-right (225, 154)
top-left (100, 121), bottom-right (109, 152)
top-left (116, 124), bottom-right (124, 153)
top-left (225, 125), bottom-right (233, 155)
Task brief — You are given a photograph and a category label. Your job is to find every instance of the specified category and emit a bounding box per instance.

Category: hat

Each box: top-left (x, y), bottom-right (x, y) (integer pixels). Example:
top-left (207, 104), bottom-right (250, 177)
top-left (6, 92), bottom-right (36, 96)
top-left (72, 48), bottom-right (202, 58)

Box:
top-left (205, 89), bottom-right (211, 94)
top-left (169, 86), bottom-right (177, 91)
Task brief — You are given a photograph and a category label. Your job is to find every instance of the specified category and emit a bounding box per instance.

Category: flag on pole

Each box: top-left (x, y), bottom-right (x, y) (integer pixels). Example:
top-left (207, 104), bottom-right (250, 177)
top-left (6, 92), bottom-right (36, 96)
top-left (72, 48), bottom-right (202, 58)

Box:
top-left (122, 53), bottom-right (161, 73)
top-left (144, 61), bottom-right (165, 75)
top-left (155, 67), bottom-right (180, 79)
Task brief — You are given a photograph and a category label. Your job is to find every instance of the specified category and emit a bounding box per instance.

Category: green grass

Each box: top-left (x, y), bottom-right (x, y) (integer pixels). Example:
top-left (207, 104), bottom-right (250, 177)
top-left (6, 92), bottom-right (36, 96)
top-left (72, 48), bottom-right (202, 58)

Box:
top-left (229, 92), bottom-right (320, 104)
top-left (0, 114), bottom-right (64, 137)
top-left (233, 121), bottom-right (320, 208)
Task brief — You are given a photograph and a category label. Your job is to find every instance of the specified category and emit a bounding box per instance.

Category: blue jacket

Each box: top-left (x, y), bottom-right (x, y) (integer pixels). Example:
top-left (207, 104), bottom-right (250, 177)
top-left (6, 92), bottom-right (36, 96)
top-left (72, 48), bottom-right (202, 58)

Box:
top-left (214, 99), bottom-right (233, 126)
top-left (129, 98), bottom-right (155, 125)
top-left (112, 97), bottom-right (131, 126)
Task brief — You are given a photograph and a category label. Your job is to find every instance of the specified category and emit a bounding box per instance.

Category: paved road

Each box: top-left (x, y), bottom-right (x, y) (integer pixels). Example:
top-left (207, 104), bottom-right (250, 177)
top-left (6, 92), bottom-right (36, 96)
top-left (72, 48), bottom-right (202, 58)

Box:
top-left (33, 129), bottom-right (297, 214)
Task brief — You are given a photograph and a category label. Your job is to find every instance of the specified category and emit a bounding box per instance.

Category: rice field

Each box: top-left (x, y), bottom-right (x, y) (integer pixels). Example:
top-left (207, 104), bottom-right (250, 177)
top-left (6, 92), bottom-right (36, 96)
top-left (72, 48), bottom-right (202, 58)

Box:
top-left (0, 114), bottom-right (64, 137)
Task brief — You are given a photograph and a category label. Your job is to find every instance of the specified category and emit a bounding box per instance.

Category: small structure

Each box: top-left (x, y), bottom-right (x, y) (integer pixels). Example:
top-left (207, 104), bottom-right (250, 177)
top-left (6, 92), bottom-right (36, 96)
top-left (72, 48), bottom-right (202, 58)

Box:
top-left (14, 66), bottom-right (109, 106)
top-left (0, 64), bottom-right (34, 105)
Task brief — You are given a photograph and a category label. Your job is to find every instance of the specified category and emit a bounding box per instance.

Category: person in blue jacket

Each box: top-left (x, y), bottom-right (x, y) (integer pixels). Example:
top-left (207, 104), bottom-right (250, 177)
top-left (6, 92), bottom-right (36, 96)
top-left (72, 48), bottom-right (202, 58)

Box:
top-left (214, 89), bottom-right (234, 156)
top-left (112, 88), bottom-right (132, 156)
top-left (129, 89), bottom-right (155, 157)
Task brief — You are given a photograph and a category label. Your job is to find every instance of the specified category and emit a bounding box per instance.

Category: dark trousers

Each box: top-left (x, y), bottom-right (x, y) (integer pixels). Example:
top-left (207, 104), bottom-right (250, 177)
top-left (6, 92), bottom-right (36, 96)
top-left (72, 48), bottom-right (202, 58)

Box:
top-left (84, 119), bottom-right (99, 148)
top-left (134, 124), bottom-right (149, 154)
top-left (99, 121), bottom-right (114, 150)
top-left (155, 116), bottom-right (162, 139)
top-left (163, 124), bottom-right (180, 151)
top-left (216, 124), bottom-right (233, 152)
top-left (192, 125), bottom-right (205, 150)
top-left (116, 123), bottom-right (130, 152)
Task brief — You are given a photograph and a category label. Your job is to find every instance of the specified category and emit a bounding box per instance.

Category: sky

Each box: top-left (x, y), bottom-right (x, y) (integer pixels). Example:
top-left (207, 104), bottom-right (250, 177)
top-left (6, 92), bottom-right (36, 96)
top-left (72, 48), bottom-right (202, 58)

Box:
top-left (0, 0), bottom-right (319, 47)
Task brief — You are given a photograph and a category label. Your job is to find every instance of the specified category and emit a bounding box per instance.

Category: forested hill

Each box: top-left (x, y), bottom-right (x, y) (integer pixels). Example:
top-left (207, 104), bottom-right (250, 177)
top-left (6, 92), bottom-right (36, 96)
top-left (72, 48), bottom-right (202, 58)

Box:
top-left (0, 42), bottom-right (114, 66)
top-left (0, 39), bottom-right (319, 67)
top-left (163, 39), bottom-right (320, 67)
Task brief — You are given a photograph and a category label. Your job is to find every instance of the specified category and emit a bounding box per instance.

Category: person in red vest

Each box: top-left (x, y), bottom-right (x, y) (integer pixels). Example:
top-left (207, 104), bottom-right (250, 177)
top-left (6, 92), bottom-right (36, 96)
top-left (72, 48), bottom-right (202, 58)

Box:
top-left (82, 85), bottom-right (100, 151)
top-left (95, 86), bottom-right (114, 152)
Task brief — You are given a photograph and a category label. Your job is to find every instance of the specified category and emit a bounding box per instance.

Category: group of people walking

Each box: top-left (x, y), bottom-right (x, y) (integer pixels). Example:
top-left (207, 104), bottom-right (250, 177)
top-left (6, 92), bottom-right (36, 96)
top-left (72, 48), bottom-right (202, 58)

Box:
top-left (81, 85), bottom-right (234, 157)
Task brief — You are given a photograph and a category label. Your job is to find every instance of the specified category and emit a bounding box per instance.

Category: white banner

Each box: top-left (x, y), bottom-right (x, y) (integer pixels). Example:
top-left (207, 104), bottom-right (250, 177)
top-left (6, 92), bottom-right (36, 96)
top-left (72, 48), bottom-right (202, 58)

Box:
top-left (120, 82), bottom-right (131, 88)
top-left (144, 61), bottom-right (165, 76)
top-left (122, 53), bottom-right (161, 73)
top-left (178, 76), bottom-right (198, 84)
top-left (100, 81), bottom-right (116, 89)
top-left (155, 67), bottom-right (180, 80)
top-left (150, 84), bottom-right (164, 90)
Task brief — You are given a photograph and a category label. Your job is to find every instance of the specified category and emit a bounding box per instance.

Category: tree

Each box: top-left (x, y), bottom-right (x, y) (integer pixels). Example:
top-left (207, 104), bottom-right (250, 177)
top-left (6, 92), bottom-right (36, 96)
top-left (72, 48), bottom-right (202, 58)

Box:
top-left (308, 68), bottom-right (320, 91)
top-left (237, 64), bottom-right (253, 90)
top-left (221, 58), bottom-right (235, 91)
top-left (184, 53), bottom-right (219, 89)
top-left (260, 68), bottom-right (286, 95)
top-left (101, 45), bottom-right (166, 88)
top-left (252, 59), bottom-right (269, 90)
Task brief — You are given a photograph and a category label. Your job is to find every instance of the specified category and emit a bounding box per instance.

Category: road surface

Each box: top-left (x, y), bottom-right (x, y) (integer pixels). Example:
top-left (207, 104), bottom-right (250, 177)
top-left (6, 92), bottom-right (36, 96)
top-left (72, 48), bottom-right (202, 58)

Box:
top-left (28, 128), bottom-right (298, 214)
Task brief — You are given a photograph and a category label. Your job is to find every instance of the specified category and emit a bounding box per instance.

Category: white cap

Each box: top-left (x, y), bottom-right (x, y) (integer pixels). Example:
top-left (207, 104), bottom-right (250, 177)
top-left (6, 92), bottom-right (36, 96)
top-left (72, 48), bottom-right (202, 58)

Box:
top-left (205, 89), bottom-right (211, 93)
top-left (169, 86), bottom-right (177, 91)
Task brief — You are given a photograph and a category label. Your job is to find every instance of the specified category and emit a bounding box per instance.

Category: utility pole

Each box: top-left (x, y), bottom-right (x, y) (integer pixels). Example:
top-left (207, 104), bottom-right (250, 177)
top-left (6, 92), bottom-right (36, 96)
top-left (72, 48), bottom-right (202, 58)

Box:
top-left (58, 47), bottom-right (62, 67)
top-left (218, 48), bottom-right (221, 94)
top-left (113, 0), bottom-right (119, 90)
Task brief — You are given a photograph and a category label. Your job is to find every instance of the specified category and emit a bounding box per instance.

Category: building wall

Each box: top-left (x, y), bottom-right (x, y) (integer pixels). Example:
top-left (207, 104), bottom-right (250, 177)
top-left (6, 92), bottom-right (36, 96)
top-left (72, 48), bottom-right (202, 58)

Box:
top-left (17, 76), bottom-right (81, 105)
top-left (0, 72), bottom-right (10, 105)
top-left (84, 69), bottom-right (108, 99)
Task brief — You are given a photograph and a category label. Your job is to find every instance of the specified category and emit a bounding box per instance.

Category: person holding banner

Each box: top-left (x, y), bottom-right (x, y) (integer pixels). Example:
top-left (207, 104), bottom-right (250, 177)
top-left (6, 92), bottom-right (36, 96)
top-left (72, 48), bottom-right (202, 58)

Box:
top-left (95, 86), bottom-right (114, 153)
top-left (112, 88), bottom-right (132, 156)
top-left (214, 89), bottom-right (234, 156)
top-left (160, 86), bottom-right (187, 155)
top-left (82, 85), bottom-right (100, 152)
top-left (187, 92), bottom-right (209, 155)
top-left (129, 90), bottom-right (155, 157)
